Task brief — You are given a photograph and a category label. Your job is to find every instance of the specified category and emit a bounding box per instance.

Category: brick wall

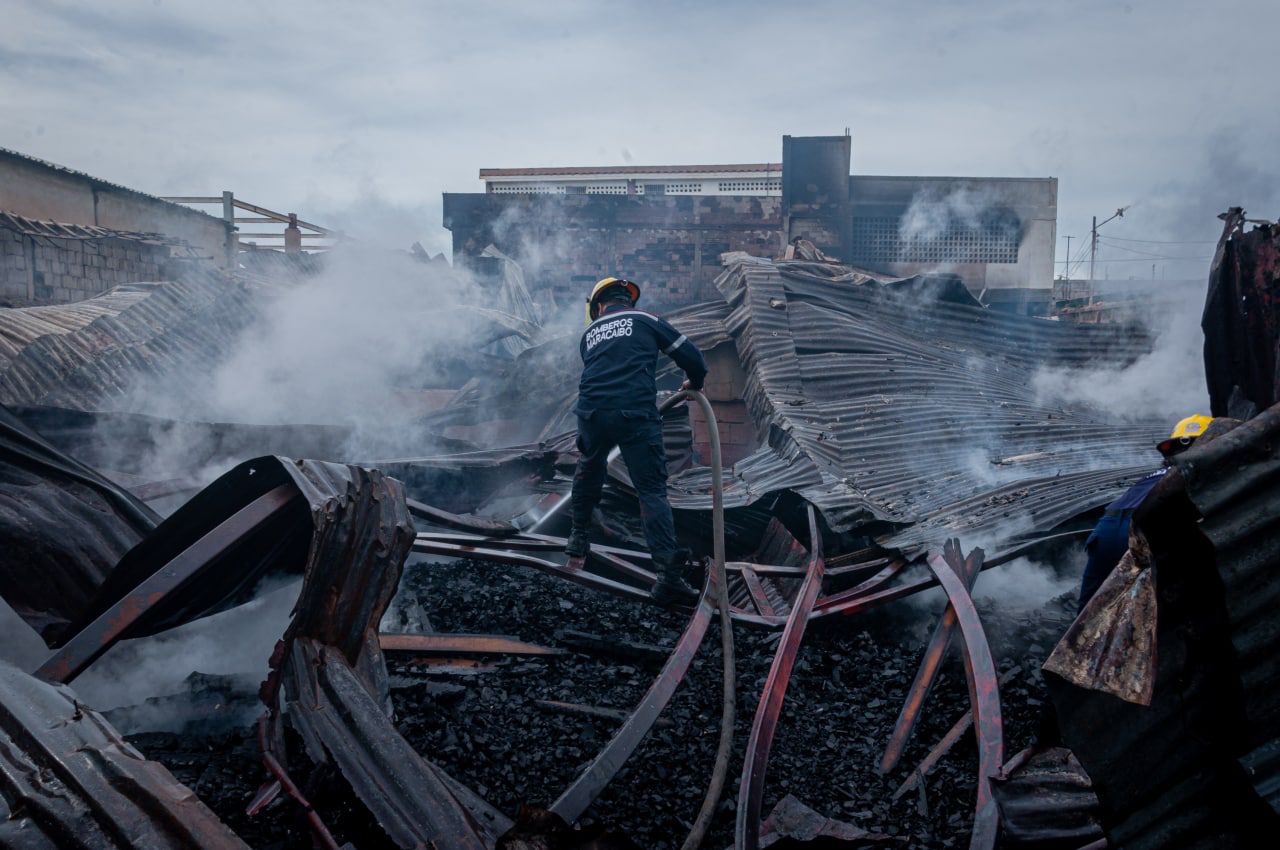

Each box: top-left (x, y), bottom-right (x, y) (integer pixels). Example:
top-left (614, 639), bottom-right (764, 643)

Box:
top-left (0, 219), bottom-right (174, 306)
top-left (443, 193), bottom-right (783, 314)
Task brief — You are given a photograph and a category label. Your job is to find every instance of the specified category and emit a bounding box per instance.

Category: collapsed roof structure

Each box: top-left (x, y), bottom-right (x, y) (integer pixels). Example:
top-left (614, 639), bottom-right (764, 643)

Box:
top-left (0, 211), bottom-right (1277, 849)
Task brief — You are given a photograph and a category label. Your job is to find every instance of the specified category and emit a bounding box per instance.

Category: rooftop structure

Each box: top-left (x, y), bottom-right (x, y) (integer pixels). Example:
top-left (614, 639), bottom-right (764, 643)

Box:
top-left (480, 163), bottom-right (782, 196)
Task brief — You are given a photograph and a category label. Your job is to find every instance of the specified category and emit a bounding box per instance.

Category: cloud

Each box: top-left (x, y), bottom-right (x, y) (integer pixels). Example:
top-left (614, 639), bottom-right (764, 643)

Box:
top-left (0, 1), bottom-right (1275, 272)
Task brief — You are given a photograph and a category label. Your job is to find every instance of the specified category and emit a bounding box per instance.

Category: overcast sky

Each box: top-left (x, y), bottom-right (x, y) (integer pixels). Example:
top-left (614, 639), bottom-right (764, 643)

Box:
top-left (2, 0), bottom-right (1277, 278)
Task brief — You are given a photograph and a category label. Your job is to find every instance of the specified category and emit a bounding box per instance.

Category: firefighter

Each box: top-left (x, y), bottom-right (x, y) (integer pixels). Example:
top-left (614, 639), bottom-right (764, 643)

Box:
top-left (565, 277), bottom-right (709, 604)
top-left (1077, 413), bottom-right (1214, 613)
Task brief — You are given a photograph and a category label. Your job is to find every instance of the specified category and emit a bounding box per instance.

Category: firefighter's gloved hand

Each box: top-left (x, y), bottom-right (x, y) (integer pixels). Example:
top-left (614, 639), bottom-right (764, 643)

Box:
top-left (681, 378), bottom-right (704, 392)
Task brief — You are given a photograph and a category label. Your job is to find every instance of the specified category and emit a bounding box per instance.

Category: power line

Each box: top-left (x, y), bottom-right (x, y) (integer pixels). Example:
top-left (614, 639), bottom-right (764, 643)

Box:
top-left (1097, 238), bottom-right (1211, 261)
top-left (1061, 238), bottom-right (1092, 278)
top-left (1100, 235), bottom-right (1217, 245)
top-left (1084, 255), bottom-right (1213, 263)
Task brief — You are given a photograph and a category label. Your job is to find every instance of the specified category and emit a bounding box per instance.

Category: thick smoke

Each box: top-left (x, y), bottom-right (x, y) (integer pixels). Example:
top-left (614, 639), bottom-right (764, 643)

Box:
top-left (1138, 131), bottom-right (1280, 277)
top-left (489, 202), bottom-right (575, 318)
top-left (971, 556), bottom-right (1077, 613)
top-left (102, 235), bottom-right (552, 490)
top-left (70, 577), bottom-right (298, 716)
top-left (204, 247), bottom-right (479, 434)
top-left (1032, 281), bottom-right (1209, 421)
top-left (896, 183), bottom-right (1022, 271)
top-left (0, 578), bottom-right (297, 732)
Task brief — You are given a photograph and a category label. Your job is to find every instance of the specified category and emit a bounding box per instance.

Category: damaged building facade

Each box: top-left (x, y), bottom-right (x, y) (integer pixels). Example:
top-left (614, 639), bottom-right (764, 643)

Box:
top-left (443, 134), bottom-right (1058, 314)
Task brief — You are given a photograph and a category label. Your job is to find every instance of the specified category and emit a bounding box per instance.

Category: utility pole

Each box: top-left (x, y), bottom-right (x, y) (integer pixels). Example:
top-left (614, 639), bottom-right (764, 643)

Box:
top-left (1061, 234), bottom-right (1073, 300)
top-left (1088, 206), bottom-right (1128, 304)
top-left (1088, 216), bottom-right (1097, 292)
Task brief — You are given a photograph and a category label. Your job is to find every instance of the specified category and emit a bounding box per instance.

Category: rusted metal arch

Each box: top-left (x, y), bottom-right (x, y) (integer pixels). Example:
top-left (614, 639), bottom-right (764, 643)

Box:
top-left (734, 505), bottom-right (825, 850)
top-left (925, 548), bottom-right (1004, 850)
top-left (35, 484), bottom-right (299, 684)
top-left (549, 567), bottom-right (719, 823)
top-left (879, 541), bottom-right (983, 774)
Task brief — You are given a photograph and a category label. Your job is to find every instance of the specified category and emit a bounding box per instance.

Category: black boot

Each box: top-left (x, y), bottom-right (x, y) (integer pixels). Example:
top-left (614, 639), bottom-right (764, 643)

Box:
top-left (652, 553), bottom-right (699, 605)
top-left (565, 528), bottom-right (591, 559)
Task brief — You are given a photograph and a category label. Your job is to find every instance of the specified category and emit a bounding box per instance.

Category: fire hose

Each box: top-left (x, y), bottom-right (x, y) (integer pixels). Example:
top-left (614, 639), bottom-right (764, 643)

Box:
top-left (659, 389), bottom-right (734, 850)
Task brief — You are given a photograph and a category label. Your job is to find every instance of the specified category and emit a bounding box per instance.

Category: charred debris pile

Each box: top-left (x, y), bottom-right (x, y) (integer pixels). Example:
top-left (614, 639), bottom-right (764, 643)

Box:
top-left (1, 218), bottom-right (1278, 849)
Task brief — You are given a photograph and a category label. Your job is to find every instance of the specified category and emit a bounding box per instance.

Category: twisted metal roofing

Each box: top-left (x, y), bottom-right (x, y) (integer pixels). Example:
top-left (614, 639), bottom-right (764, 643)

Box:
top-left (662, 258), bottom-right (1166, 551)
top-left (0, 268), bottom-right (255, 410)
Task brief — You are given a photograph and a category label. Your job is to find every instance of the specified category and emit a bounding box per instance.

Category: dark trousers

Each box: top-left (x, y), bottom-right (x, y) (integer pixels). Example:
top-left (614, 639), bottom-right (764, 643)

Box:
top-left (1078, 510), bottom-right (1132, 614)
top-left (571, 409), bottom-right (677, 563)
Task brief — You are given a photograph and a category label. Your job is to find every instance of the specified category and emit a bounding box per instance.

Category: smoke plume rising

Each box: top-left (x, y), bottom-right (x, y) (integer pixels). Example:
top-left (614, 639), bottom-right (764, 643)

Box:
top-left (1032, 281), bottom-right (1210, 421)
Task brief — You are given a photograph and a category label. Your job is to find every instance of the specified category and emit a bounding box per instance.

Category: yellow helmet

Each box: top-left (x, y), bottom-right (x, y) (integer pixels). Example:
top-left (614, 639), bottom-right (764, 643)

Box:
top-left (1157, 414), bottom-right (1214, 456)
top-left (585, 277), bottom-right (640, 325)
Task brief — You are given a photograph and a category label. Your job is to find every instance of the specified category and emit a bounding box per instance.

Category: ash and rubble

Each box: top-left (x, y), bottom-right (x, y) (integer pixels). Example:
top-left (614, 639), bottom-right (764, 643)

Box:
top-left (0, 206), bottom-right (1278, 850)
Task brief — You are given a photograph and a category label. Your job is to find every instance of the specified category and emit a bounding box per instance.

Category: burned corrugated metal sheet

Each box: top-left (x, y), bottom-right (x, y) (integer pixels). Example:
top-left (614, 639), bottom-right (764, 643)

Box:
top-left (257, 459), bottom-right (509, 849)
top-left (1175, 401), bottom-right (1280, 750)
top-left (0, 268), bottom-right (255, 411)
top-left (28, 454), bottom-right (511, 847)
top-left (0, 402), bottom-right (158, 643)
top-left (716, 259), bottom-right (1161, 545)
top-left (1202, 210), bottom-right (1280, 419)
top-left (0, 659), bottom-right (248, 850)
top-left (1047, 406), bottom-right (1280, 847)
top-left (990, 747), bottom-right (1104, 849)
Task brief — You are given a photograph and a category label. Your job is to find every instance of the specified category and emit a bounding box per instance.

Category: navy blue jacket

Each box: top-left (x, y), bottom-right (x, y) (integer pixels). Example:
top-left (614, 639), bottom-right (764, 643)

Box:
top-left (1078, 467), bottom-right (1168, 612)
top-left (575, 305), bottom-right (708, 415)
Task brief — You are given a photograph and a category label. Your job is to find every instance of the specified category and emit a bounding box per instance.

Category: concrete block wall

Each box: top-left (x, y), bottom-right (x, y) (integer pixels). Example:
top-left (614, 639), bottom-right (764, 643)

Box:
top-left (0, 226), bottom-right (171, 306)
top-left (0, 150), bottom-right (231, 265)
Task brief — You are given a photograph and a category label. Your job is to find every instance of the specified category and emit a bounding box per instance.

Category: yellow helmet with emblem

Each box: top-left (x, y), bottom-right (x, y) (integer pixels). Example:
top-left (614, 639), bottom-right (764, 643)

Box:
top-left (1157, 414), bottom-right (1214, 456)
top-left (585, 277), bottom-right (641, 325)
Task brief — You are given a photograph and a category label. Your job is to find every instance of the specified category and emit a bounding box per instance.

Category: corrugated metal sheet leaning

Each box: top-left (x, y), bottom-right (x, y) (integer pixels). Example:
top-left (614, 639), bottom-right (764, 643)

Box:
top-left (14, 454), bottom-right (513, 848)
top-left (256, 459), bottom-right (508, 849)
top-left (1175, 403), bottom-right (1280, 756)
top-left (1046, 405), bottom-right (1280, 847)
top-left (1201, 209), bottom-right (1280, 420)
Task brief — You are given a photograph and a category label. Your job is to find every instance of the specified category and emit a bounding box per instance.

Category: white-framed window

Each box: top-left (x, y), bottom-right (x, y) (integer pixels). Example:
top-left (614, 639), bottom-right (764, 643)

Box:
top-left (488, 183), bottom-right (565, 194)
top-left (716, 179), bottom-right (781, 194)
